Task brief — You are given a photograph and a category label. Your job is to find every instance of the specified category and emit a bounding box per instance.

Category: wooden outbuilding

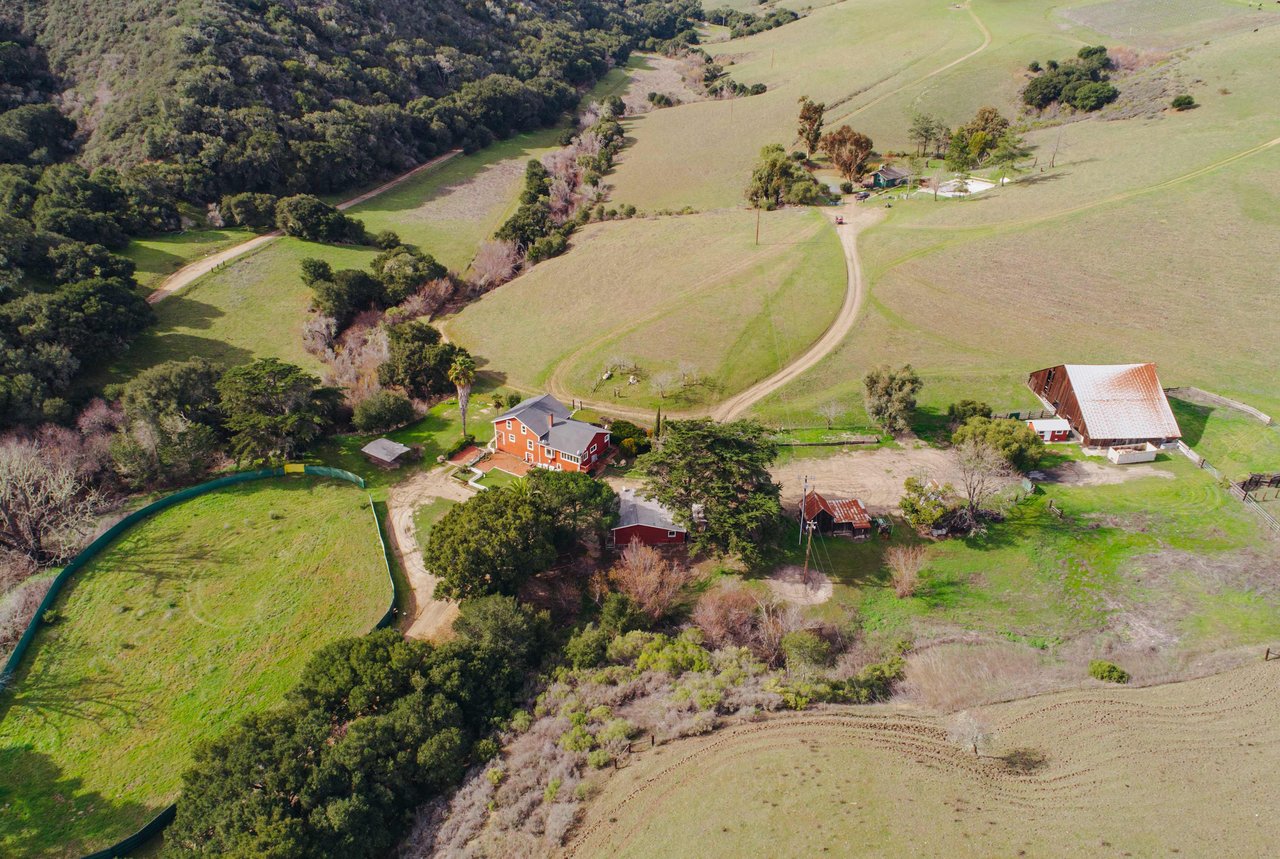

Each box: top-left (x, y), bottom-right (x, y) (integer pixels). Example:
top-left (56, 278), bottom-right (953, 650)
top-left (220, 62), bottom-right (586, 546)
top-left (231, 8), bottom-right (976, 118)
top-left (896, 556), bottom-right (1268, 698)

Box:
top-left (802, 491), bottom-right (872, 540)
top-left (1027, 363), bottom-right (1181, 449)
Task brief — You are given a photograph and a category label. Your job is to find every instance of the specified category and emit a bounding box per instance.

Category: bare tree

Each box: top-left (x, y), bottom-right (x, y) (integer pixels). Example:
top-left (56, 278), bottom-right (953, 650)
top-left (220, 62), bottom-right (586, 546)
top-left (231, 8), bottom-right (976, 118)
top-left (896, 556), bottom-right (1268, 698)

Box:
top-left (302, 314), bottom-right (337, 357)
top-left (472, 241), bottom-right (520, 291)
top-left (608, 540), bottom-right (699, 621)
top-left (650, 371), bottom-right (678, 399)
top-left (885, 544), bottom-right (927, 597)
top-left (677, 360), bottom-right (699, 387)
top-left (816, 401), bottom-right (843, 429)
top-left (954, 436), bottom-right (1012, 527)
top-left (692, 581), bottom-right (758, 648)
top-left (751, 593), bottom-right (806, 667)
top-left (0, 437), bottom-right (101, 564)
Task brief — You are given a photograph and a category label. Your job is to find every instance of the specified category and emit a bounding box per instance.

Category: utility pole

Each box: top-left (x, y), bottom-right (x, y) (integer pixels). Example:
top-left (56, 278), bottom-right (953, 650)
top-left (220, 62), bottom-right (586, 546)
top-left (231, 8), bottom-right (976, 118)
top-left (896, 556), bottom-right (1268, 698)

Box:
top-left (799, 475), bottom-right (808, 546)
top-left (755, 208), bottom-right (761, 245)
top-left (801, 518), bottom-right (815, 588)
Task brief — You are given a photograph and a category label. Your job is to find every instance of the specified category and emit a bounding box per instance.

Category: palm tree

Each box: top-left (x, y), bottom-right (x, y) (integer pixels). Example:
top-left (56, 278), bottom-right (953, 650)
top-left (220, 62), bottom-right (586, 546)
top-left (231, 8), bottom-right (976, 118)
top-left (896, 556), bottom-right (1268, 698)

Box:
top-left (448, 354), bottom-right (477, 436)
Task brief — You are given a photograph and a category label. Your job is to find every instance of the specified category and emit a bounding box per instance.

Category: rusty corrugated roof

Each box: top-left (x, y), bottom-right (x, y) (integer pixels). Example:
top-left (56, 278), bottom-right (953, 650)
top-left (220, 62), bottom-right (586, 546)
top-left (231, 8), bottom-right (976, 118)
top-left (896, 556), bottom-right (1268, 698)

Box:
top-left (803, 492), bottom-right (871, 526)
top-left (1062, 363), bottom-right (1182, 441)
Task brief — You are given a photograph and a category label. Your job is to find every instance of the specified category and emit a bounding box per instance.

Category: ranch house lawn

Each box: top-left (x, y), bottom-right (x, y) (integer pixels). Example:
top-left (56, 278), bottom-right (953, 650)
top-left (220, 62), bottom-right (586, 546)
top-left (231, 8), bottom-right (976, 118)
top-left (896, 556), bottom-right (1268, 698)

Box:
top-left (305, 380), bottom-right (509, 497)
top-left (772, 457), bottom-right (1277, 653)
top-left (0, 478), bottom-right (391, 859)
top-left (474, 468), bottom-right (521, 490)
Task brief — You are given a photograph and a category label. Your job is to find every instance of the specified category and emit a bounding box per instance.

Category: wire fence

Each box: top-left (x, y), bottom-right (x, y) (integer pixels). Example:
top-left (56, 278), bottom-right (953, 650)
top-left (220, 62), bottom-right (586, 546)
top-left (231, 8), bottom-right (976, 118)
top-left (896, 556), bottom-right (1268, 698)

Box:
top-left (0, 464), bottom-right (392, 859)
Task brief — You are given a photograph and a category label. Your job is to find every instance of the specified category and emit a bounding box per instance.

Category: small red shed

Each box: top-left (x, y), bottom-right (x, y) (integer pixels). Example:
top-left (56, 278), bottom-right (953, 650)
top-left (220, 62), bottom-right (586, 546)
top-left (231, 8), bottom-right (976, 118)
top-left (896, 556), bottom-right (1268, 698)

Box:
top-left (610, 488), bottom-right (686, 548)
top-left (1027, 418), bottom-right (1072, 443)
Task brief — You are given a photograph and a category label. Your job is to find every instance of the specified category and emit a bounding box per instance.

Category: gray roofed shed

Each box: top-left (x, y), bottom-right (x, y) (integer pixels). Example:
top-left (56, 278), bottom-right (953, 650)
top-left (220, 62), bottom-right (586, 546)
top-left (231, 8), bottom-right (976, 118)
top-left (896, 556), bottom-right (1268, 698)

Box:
top-left (614, 488), bottom-right (685, 533)
top-left (361, 438), bottom-right (412, 467)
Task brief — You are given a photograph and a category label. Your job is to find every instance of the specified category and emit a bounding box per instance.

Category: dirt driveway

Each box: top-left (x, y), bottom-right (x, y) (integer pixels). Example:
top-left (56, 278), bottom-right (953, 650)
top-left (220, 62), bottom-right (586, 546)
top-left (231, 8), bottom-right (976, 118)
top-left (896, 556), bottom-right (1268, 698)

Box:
top-left (772, 444), bottom-right (964, 514)
top-left (387, 465), bottom-right (474, 640)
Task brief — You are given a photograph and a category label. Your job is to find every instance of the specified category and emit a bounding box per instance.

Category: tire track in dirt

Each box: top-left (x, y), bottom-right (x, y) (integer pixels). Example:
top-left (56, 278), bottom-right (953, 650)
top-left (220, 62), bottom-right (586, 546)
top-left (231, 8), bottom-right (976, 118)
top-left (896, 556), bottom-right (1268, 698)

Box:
top-left (146, 150), bottom-right (461, 304)
top-left (387, 465), bottom-right (474, 640)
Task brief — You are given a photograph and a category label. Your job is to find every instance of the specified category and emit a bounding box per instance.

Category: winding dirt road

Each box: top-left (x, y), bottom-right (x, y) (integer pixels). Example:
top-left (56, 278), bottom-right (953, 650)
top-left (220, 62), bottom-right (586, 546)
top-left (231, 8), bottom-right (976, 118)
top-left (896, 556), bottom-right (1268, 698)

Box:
top-left (387, 465), bottom-right (474, 641)
top-left (145, 150), bottom-right (461, 305)
top-left (712, 205), bottom-right (881, 421)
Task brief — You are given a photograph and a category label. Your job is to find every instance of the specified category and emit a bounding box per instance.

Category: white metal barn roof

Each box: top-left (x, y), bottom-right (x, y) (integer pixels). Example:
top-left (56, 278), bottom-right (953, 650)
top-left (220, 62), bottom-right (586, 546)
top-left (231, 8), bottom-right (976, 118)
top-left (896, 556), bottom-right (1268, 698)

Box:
top-left (1063, 364), bottom-right (1181, 441)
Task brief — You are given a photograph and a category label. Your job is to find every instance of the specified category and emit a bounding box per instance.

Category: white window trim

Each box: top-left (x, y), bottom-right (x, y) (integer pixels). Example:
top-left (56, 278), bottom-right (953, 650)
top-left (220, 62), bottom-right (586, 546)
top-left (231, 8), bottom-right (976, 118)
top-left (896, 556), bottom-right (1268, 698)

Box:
top-left (527, 439), bottom-right (534, 451)
top-left (667, 530), bottom-right (678, 538)
top-left (506, 420), bottom-right (512, 430)
top-left (508, 433), bottom-right (516, 442)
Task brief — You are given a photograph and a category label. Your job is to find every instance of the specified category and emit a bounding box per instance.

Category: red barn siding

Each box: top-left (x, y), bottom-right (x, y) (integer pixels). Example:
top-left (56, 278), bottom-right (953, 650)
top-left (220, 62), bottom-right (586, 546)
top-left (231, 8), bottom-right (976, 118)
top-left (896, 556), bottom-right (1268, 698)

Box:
top-left (611, 524), bottom-right (686, 547)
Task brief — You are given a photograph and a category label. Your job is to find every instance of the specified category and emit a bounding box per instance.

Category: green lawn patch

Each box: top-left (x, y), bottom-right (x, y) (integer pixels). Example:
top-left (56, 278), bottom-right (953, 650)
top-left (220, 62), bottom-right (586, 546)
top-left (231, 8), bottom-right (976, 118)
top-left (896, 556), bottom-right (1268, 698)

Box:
top-left (1169, 396), bottom-right (1280, 481)
top-left (122, 228), bottom-right (252, 292)
top-left (0, 478), bottom-right (391, 858)
top-left (413, 497), bottom-right (458, 554)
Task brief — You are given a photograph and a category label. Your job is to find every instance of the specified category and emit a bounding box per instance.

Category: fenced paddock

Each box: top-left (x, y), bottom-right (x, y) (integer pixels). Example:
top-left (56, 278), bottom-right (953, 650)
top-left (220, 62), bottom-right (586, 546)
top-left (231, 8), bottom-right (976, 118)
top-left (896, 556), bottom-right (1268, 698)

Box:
top-left (0, 467), bottom-right (395, 858)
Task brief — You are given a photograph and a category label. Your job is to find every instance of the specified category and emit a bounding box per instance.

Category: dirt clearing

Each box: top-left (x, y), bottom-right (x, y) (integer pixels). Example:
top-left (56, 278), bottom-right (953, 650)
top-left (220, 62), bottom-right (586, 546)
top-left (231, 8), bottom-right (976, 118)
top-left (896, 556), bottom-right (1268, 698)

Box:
top-left (772, 444), bottom-right (965, 513)
top-left (767, 565), bottom-right (833, 605)
top-left (1033, 458), bottom-right (1175, 486)
top-left (569, 661), bottom-right (1280, 858)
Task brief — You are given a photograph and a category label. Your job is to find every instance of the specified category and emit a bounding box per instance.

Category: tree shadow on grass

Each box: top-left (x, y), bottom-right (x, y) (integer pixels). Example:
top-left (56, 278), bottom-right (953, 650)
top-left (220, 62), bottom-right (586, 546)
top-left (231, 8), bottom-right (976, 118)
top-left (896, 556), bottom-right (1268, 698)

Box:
top-left (0, 744), bottom-right (159, 858)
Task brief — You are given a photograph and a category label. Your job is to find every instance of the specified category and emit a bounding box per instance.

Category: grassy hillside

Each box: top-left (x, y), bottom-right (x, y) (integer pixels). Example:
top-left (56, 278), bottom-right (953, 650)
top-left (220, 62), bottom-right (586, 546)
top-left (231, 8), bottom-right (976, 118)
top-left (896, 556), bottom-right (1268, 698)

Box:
top-left (0, 478), bottom-right (391, 858)
top-left (444, 207), bottom-right (846, 411)
top-left (572, 663), bottom-right (1280, 857)
top-left (588, 0), bottom-right (1280, 423)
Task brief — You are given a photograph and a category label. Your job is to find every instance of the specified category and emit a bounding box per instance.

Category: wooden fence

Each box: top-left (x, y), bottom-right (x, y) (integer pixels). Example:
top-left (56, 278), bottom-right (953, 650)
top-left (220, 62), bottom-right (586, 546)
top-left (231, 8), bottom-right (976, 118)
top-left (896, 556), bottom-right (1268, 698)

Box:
top-left (1164, 386), bottom-right (1273, 425)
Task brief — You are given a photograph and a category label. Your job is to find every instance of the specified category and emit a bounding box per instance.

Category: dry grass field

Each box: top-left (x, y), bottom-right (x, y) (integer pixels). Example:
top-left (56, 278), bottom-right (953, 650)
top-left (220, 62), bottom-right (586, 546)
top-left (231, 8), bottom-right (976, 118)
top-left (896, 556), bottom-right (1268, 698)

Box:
top-left (444, 207), bottom-right (846, 411)
top-left (569, 662), bottom-right (1280, 858)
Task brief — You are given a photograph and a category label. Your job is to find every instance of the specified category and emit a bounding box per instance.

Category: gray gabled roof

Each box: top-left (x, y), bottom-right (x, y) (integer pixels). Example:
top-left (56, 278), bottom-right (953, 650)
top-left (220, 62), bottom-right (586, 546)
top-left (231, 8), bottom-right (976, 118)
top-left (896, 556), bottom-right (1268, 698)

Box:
top-left (494, 393), bottom-right (571, 427)
top-left (362, 438), bottom-right (411, 463)
top-left (876, 165), bottom-right (910, 180)
top-left (493, 393), bottom-right (605, 456)
top-left (614, 488), bottom-right (685, 533)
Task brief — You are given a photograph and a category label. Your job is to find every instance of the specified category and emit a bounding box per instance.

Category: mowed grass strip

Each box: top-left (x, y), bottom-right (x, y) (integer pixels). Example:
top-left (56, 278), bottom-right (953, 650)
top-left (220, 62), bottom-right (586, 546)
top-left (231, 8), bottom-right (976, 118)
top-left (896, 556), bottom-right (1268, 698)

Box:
top-left (0, 478), bottom-right (391, 859)
top-left (444, 207), bottom-right (845, 411)
top-left (1171, 396), bottom-right (1280, 481)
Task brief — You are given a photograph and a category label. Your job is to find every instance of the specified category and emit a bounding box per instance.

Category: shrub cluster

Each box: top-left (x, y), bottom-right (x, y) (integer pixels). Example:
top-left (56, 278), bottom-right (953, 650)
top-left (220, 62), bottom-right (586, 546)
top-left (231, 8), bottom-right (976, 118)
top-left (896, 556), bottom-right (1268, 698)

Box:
top-left (1089, 660), bottom-right (1130, 684)
top-left (1022, 46), bottom-right (1120, 112)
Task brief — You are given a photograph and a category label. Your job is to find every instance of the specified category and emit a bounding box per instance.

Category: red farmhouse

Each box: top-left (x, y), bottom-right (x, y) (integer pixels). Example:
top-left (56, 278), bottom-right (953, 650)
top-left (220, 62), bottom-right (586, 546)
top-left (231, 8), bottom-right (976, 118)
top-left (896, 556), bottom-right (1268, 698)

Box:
top-left (491, 394), bottom-right (610, 473)
top-left (610, 488), bottom-right (687, 548)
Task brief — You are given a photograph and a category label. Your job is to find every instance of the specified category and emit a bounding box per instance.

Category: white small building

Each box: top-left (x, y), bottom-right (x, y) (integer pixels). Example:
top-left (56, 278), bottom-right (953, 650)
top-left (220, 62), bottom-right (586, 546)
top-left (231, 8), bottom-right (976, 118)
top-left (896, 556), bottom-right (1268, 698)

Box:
top-left (1027, 418), bottom-right (1072, 442)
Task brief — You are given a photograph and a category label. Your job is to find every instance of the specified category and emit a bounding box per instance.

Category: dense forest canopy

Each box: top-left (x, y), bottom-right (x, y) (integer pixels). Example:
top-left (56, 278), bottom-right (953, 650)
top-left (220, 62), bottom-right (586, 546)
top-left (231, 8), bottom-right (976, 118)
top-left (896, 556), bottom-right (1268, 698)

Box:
top-left (3, 0), bottom-right (700, 197)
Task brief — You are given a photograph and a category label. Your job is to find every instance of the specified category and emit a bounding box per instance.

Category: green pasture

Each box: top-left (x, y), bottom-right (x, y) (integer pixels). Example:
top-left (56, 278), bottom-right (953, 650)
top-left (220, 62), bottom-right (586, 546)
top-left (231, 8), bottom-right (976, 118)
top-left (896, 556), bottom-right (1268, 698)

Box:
top-left (1170, 396), bottom-right (1280, 481)
top-left (445, 207), bottom-right (845, 411)
top-left (0, 478), bottom-right (391, 858)
top-left (413, 497), bottom-right (458, 554)
top-left (774, 457), bottom-right (1276, 652)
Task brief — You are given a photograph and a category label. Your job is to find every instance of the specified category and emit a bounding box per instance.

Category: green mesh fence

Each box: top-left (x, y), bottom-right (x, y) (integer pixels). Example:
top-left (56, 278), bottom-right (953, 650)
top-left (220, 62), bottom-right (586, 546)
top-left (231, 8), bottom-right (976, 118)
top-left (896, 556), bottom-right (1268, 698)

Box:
top-left (0, 464), bottom-right (393, 858)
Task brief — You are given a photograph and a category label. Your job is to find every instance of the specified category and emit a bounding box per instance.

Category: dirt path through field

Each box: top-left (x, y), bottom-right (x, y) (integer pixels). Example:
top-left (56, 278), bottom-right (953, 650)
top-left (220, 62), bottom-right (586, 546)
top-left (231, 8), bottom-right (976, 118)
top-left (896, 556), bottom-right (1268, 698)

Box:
top-left (387, 465), bottom-right (473, 640)
top-left (712, 205), bottom-right (882, 421)
top-left (824, 0), bottom-right (992, 127)
top-left (145, 150), bottom-right (461, 304)
top-left (900, 133), bottom-right (1280, 238)
top-left (540, 213), bottom-right (833, 423)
